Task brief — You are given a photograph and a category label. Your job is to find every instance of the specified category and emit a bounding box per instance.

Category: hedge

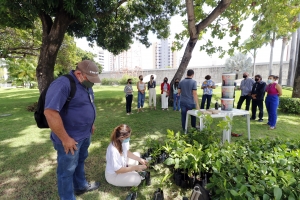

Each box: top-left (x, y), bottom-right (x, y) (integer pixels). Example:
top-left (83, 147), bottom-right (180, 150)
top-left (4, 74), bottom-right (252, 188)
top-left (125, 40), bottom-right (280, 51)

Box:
top-left (279, 97), bottom-right (300, 114)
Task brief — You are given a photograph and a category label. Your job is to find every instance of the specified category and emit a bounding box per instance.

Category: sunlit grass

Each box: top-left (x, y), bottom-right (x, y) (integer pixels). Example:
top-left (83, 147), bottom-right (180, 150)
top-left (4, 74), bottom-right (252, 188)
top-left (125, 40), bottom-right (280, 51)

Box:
top-left (0, 87), bottom-right (299, 199)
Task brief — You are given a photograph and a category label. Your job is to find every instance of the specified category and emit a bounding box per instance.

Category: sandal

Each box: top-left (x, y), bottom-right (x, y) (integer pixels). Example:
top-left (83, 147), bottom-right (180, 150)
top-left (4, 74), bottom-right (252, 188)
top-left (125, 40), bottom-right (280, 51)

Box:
top-left (231, 132), bottom-right (242, 137)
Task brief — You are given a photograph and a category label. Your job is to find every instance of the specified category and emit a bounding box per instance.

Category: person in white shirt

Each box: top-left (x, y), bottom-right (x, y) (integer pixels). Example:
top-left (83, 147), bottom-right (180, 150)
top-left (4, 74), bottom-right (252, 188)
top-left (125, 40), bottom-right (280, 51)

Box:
top-left (105, 124), bottom-right (148, 187)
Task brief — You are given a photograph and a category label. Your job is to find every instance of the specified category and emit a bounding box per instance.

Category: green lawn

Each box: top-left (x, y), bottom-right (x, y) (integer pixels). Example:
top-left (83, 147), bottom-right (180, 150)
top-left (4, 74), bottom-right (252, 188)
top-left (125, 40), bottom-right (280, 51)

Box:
top-left (0, 86), bottom-right (299, 200)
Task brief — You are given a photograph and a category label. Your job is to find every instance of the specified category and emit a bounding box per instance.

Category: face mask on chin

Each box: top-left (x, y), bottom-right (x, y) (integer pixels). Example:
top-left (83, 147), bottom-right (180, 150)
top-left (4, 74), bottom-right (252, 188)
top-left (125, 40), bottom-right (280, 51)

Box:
top-left (80, 74), bottom-right (94, 88)
top-left (82, 80), bottom-right (94, 88)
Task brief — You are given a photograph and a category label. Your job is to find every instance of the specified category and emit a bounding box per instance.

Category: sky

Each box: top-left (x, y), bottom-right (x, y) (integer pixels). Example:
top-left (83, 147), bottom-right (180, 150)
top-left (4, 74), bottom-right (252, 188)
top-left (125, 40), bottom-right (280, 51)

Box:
top-left (75, 15), bottom-right (289, 70)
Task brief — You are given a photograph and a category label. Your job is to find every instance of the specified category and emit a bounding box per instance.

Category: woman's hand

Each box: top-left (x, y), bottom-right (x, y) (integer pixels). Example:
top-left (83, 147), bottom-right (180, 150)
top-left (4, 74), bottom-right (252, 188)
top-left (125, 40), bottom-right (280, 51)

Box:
top-left (135, 164), bottom-right (147, 172)
top-left (139, 158), bottom-right (148, 165)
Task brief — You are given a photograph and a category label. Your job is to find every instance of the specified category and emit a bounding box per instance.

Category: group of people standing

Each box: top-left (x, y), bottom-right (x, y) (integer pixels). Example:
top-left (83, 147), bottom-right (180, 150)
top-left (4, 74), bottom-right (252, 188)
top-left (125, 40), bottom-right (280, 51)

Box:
top-left (237, 72), bottom-right (282, 130)
top-left (123, 75), bottom-right (181, 114)
top-left (43, 59), bottom-right (283, 200)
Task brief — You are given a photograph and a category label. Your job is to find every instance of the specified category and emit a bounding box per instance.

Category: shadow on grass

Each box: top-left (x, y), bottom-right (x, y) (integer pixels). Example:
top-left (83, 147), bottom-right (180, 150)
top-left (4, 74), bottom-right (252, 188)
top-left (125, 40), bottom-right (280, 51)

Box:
top-left (0, 138), bottom-right (58, 199)
top-left (1, 88), bottom-right (300, 200)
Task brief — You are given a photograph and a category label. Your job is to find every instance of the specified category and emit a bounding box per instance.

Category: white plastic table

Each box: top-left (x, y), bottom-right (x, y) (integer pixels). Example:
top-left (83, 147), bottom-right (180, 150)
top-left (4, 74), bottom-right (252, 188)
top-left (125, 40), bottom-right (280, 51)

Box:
top-left (184, 108), bottom-right (250, 143)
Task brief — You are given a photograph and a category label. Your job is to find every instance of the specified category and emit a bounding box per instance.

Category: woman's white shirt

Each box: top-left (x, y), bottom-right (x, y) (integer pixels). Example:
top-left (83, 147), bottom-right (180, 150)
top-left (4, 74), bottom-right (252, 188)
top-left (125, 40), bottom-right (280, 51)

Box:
top-left (105, 142), bottom-right (130, 174)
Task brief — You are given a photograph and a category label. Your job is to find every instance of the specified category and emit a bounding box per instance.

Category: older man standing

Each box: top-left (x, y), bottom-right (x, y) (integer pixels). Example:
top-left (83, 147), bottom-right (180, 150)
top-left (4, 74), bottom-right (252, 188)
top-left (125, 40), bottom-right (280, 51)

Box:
top-left (237, 72), bottom-right (255, 111)
top-left (44, 60), bottom-right (101, 199)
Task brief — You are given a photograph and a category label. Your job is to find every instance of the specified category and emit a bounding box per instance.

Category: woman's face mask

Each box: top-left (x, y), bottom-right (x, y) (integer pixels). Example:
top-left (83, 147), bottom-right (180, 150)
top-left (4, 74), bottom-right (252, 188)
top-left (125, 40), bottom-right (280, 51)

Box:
top-left (122, 137), bottom-right (130, 143)
top-left (267, 79), bottom-right (274, 84)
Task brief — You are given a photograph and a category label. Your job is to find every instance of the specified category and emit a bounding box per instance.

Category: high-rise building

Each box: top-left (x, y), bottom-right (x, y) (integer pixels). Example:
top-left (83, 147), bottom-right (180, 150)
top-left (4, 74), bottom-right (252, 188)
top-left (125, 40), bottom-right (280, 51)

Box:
top-left (106, 42), bottom-right (142, 71)
top-left (153, 39), bottom-right (178, 69)
top-left (98, 50), bottom-right (105, 68)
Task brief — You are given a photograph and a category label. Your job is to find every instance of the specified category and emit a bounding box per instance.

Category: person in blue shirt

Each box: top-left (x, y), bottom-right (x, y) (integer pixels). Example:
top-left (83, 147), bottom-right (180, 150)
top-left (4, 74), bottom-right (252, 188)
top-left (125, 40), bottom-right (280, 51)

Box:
top-left (200, 75), bottom-right (216, 109)
top-left (44, 60), bottom-right (101, 200)
top-left (178, 69), bottom-right (200, 131)
top-left (237, 72), bottom-right (255, 111)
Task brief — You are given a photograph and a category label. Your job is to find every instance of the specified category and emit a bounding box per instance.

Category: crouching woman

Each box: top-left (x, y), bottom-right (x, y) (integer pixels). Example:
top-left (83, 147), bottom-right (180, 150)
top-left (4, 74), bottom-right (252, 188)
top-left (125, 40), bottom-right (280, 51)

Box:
top-left (105, 124), bottom-right (147, 187)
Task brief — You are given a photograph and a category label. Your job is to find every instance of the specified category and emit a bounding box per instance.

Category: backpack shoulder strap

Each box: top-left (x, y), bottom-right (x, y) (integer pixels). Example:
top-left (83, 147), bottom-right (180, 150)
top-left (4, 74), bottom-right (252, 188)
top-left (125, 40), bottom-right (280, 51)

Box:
top-left (63, 74), bottom-right (77, 109)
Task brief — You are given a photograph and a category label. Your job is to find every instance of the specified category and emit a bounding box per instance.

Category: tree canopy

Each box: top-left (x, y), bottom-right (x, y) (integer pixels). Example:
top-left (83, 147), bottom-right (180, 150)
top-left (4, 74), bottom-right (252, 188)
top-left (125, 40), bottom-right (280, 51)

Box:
top-left (0, 0), bottom-right (180, 91)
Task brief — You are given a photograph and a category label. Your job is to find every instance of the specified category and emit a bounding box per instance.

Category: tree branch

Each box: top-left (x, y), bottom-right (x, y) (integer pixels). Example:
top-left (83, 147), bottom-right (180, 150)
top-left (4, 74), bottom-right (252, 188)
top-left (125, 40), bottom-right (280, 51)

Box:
top-left (7, 47), bottom-right (40, 51)
top-left (196, 0), bottom-right (232, 33)
top-left (39, 11), bottom-right (53, 36)
top-left (8, 51), bottom-right (38, 55)
top-left (0, 51), bottom-right (39, 58)
top-left (186, 0), bottom-right (197, 39)
top-left (96, 0), bottom-right (128, 18)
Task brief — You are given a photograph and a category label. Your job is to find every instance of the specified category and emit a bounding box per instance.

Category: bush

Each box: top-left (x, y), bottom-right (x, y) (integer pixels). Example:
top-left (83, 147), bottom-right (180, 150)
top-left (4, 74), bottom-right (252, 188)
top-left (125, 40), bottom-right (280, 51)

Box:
top-left (119, 75), bottom-right (139, 85)
top-left (279, 97), bottom-right (300, 114)
top-left (101, 78), bottom-right (120, 85)
top-left (101, 75), bottom-right (139, 85)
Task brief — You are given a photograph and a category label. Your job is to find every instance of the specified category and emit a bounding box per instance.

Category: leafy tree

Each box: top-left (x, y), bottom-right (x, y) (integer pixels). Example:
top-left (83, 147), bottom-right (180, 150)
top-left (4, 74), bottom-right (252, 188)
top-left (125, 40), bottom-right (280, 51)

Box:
top-left (0, 22), bottom-right (41, 58)
top-left (224, 52), bottom-right (252, 76)
top-left (5, 57), bottom-right (37, 87)
top-left (0, 0), bottom-right (180, 92)
top-left (240, 33), bottom-right (269, 76)
top-left (168, 0), bottom-right (254, 98)
top-left (1, 21), bottom-right (102, 81)
top-left (169, 0), bottom-right (300, 98)
top-left (250, 0), bottom-right (300, 79)
top-left (75, 48), bottom-right (103, 74)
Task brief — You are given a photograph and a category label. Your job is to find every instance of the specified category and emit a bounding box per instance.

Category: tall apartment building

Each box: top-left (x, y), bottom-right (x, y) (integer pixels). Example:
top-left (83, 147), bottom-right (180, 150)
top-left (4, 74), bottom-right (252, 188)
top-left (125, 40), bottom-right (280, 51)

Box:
top-left (106, 43), bottom-right (142, 71)
top-left (98, 50), bottom-right (105, 68)
top-left (153, 39), bottom-right (177, 69)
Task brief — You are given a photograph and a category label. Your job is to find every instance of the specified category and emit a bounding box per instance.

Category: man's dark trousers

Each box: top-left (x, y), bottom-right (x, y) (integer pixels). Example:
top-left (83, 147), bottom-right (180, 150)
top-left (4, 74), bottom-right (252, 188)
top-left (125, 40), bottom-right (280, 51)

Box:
top-left (237, 95), bottom-right (252, 111)
top-left (251, 100), bottom-right (264, 120)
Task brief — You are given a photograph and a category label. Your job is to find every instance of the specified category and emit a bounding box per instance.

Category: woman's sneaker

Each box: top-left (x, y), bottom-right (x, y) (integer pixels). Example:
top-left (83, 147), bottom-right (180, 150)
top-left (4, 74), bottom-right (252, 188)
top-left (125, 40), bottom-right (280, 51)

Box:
top-left (125, 192), bottom-right (137, 200)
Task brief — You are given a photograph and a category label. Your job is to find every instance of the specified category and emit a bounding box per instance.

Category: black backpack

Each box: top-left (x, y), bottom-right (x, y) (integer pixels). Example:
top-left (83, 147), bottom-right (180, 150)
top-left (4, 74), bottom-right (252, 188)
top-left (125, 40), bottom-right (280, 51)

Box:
top-left (34, 74), bottom-right (77, 128)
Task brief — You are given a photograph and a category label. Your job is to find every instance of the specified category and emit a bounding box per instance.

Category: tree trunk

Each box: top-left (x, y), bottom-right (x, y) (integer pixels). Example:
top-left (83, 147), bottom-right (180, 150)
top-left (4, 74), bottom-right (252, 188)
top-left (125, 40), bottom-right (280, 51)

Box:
top-left (36, 11), bottom-right (74, 93)
top-left (279, 37), bottom-right (288, 85)
top-left (253, 49), bottom-right (257, 76)
top-left (292, 39), bottom-right (300, 97)
top-left (288, 31), bottom-right (297, 86)
top-left (268, 32), bottom-right (275, 76)
top-left (169, 0), bottom-right (231, 100)
top-left (293, 15), bottom-right (300, 86)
